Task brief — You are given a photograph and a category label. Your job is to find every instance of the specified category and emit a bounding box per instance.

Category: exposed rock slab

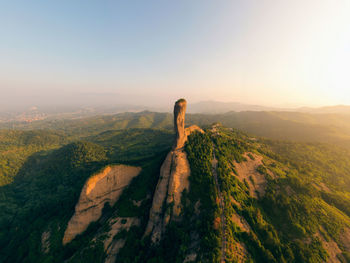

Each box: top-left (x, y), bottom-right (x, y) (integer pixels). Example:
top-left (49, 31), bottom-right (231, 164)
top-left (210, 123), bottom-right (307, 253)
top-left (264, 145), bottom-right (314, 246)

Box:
top-left (144, 151), bottom-right (173, 242)
top-left (226, 241), bottom-right (249, 263)
top-left (233, 152), bottom-right (267, 198)
top-left (185, 125), bottom-right (204, 137)
top-left (144, 150), bottom-right (191, 242)
top-left (41, 230), bottom-right (50, 254)
top-left (231, 211), bottom-right (251, 233)
top-left (63, 165), bottom-right (141, 245)
top-left (104, 217), bottom-right (140, 263)
top-left (165, 150), bottom-right (191, 218)
top-left (315, 231), bottom-right (342, 263)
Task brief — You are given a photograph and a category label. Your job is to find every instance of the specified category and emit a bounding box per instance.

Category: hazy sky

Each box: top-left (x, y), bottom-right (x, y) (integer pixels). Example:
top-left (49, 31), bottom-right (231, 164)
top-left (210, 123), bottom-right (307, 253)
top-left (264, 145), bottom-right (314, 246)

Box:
top-left (1, 0), bottom-right (350, 109)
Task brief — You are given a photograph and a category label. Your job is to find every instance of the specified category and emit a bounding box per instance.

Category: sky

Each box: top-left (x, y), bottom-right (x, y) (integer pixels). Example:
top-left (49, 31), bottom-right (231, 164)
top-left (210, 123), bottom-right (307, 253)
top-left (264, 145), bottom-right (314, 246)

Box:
top-left (0, 0), bottom-right (350, 109)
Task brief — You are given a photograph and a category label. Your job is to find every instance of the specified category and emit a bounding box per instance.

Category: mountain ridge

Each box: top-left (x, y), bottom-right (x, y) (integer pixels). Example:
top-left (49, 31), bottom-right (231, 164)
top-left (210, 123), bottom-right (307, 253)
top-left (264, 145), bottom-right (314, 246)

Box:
top-left (2, 100), bottom-right (350, 124)
top-left (0, 99), bottom-right (350, 262)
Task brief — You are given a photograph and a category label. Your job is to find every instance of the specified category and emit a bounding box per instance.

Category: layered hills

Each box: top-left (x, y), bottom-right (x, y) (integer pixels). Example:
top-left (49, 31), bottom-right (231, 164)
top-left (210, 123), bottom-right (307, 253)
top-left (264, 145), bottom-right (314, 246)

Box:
top-left (2, 108), bottom-right (350, 150)
top-left (0, 99), bottom-right (350, 262)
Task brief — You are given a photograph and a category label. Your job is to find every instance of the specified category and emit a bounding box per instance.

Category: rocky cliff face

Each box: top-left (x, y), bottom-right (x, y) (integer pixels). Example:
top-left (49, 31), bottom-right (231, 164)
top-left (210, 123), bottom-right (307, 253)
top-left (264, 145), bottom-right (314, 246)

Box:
top-left (173, 99), bottom-right (187, 150)
top-left (63, 165), bottom-right (141, 245)
top-left (144, 99), bottom-right (203, 243)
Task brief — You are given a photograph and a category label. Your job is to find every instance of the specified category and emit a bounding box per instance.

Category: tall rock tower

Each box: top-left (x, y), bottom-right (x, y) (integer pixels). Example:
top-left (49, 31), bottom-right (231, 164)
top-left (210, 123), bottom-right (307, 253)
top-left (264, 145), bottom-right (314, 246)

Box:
top-left (144, 99), bottom-right (203, 243)
top-left (173, 98), bottom-right (187, 150)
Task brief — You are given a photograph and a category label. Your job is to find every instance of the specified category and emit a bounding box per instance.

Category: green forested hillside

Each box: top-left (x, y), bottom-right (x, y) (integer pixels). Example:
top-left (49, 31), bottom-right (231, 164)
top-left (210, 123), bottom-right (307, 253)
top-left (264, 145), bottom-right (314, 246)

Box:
top-left (0, 128), bottom-right (173, 186)
top-left (0, 128), bottom-right (172, 263)
top-left (106, 127), bottom-right (350, 262)
top-left (2, 110), bottom-right (350, 148)
top-left (0, 112), bottom-right (174, 137)
top-left (211, 128), bottom-right (350, 262)
top-left (0, 130), bottom-right (68, 186)
top-left (3, 110), bottom-right (350, 187)
top-left (88, 128), bottom-right (173, 161)
top-left (0, 141), bottom-right (109, 262)
top-left (188, 111), bottom-right (350, 147)
top-left (1, 118), bottom-right (350, 262)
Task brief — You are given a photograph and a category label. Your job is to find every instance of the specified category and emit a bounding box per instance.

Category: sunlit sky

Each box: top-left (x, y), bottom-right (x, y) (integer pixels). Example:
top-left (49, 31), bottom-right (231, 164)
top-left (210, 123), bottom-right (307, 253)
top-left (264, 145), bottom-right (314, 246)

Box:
top-left (1, 0), bottom-right (350, 109)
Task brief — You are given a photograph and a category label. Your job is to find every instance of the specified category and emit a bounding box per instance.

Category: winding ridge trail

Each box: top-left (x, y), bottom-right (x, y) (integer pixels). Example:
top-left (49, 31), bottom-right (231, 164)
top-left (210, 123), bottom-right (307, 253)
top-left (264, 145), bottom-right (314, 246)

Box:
top-left (212, 145), bottom-right (227, 263)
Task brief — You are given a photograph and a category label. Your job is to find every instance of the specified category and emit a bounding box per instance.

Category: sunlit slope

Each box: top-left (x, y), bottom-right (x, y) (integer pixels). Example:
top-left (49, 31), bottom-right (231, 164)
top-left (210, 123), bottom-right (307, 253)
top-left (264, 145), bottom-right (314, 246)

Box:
top-left (0, 130), bottom-right (67, 186)
top-left (0, 123), bottom-right (350, 262)
top-left (0, 128), bottom-right (173, 186)
top-left (117, 127), bottom-right (350, 262)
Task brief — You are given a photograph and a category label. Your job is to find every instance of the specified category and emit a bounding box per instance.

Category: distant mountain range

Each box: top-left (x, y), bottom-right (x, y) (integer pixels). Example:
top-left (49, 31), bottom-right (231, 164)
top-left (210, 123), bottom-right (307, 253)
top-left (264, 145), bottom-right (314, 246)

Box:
top-left (187, 101), bottom-right (282, 113)
top-left (188, 100), bottom-right (350, 114)
top-left (1, 100), bottom-right (350, 123)
top-left (298, 105), bottom-right (350, 114)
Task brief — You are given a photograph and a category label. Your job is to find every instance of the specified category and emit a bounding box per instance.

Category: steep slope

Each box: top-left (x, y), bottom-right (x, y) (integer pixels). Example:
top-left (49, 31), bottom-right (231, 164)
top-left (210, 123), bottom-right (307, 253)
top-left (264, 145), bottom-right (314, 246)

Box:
top-left (211, 126), bottom-right (350, 262)
top-left (0, 130), bottom-right (67, 186)
top-left (63, 165), bottom-right (141, 244)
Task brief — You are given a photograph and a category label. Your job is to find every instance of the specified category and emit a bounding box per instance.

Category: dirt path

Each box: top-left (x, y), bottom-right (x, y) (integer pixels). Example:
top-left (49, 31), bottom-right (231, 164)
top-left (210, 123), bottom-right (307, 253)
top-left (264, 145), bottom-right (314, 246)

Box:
top-left (212, 147), bottom-right (226, 263)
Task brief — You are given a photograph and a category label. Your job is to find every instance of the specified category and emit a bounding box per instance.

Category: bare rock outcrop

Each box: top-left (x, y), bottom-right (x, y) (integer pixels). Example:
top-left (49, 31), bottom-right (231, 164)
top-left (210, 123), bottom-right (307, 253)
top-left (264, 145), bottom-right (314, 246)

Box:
top-left (185, 124), bottom-right (203, 137)
top-left (173, 99), bottom-right (187, 150)
top-left (144, 99), bottom-right (204, 243)
top-left (63, 165), bottom-right (141, 245)
top-left (104, 217), bottom-right (140, 263)
top-left (233, 152), bottom-right (268, 198)
top-left (41, 230), bottom-right (51, 254)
